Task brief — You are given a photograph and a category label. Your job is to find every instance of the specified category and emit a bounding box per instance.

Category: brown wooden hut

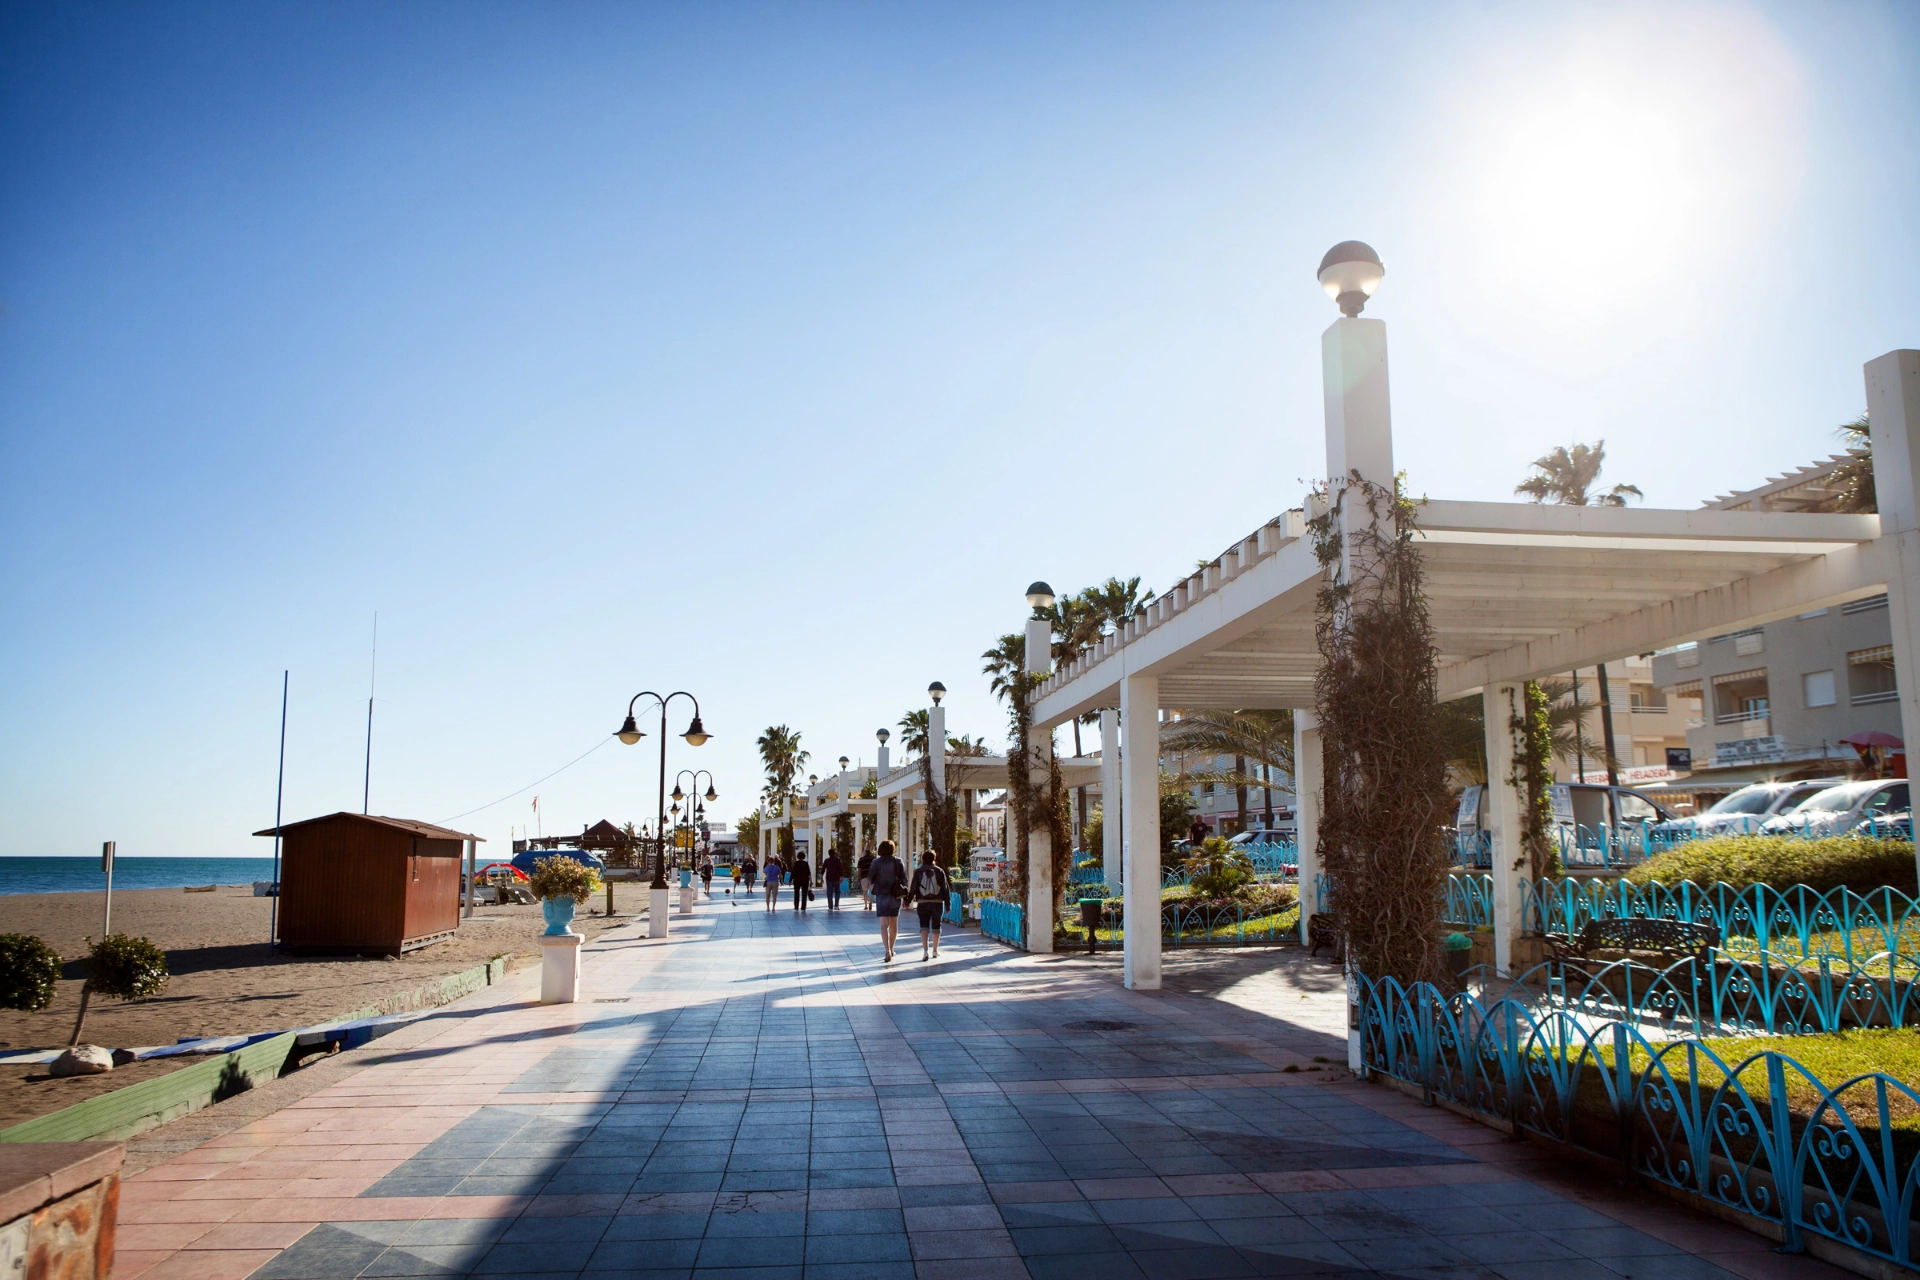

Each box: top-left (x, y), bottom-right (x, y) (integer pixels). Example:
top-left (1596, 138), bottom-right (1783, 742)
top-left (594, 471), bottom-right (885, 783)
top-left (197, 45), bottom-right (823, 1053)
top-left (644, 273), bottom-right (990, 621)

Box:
top-left (253, 813), bottom-right (483, 954)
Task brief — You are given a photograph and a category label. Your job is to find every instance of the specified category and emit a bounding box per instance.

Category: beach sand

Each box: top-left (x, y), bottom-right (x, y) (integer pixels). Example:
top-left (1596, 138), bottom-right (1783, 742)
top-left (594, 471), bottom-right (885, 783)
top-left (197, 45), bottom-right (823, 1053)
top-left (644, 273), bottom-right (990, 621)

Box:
top-left (0, 881), bottom-right (644, 1129)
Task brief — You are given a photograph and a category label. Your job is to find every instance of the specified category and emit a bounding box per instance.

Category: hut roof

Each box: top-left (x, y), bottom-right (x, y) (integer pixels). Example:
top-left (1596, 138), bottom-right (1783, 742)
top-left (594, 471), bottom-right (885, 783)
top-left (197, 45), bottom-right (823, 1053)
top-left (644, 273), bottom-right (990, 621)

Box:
top-left (252, 812), bottom-right (485, 842)
top-left (579, 820), bottom-right (626, 847)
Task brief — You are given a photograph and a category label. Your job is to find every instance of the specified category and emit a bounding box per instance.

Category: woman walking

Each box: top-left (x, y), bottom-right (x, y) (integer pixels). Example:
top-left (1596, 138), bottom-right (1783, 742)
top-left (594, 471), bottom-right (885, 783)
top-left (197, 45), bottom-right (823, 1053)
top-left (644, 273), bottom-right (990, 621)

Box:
top-left (790, 854), bottom-right (812, 912)
top-left (856, 850), bottom-right (874, 911)
top-left (763, 857), bottom-right (782, 912)
top-left (867, 840), bottom-right (907, 962)
top-left (909, 851), bottom-right (951, 961)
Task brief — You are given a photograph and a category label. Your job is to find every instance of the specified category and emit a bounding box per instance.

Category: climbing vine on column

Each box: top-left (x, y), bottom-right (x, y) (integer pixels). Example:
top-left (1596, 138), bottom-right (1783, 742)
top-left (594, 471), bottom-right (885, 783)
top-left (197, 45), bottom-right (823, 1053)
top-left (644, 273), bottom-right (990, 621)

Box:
top-left (1510, 681), bottom-right (1560, 883)
top-left (1309, 474), bottom-right (1450, 986)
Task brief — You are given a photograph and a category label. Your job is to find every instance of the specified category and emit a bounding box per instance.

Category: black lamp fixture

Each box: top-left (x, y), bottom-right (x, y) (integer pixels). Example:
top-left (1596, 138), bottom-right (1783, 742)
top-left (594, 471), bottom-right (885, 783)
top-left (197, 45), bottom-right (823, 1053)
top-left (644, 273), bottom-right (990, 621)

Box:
top-left (877, 727), bottom-right (890, 745)
top-left (928, 681), bottom-right (946, 705)
top-left (1025, 581), bottom-right (1055, 616)
top-left (838, 755), bottom-right (849, 772)
top-left (1317, 241), bottom-right (1385, 318)
top-left (612, 690), bottom-right (709, 889)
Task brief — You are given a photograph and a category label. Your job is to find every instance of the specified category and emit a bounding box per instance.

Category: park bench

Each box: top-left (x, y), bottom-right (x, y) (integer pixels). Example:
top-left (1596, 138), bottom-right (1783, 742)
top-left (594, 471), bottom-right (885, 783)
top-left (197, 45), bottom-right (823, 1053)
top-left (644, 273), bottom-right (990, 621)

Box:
top-left (1307, 913), bottom-right (1342, 961)
top-left (1545, 917), bottom-right (1719, 971)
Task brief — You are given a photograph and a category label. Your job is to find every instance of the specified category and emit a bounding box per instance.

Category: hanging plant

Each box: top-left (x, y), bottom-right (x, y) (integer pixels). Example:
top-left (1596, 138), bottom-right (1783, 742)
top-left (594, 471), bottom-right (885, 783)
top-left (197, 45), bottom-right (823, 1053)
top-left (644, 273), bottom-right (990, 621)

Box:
top-left (1510, 681), bottom-right (1560, 883)
top-left (1308, 473), bottom-right (1450, 985)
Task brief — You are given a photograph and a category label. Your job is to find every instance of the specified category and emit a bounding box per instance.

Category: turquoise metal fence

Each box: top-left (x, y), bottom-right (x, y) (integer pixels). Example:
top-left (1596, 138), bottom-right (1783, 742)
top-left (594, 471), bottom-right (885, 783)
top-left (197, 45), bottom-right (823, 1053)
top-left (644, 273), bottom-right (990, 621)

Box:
top-left (1356, 969), bottom-right (1920, 1268)
top-left (980, 898), bottom-right (1025, 948)
top-left (1454, 817), bottom-right (1912, 873)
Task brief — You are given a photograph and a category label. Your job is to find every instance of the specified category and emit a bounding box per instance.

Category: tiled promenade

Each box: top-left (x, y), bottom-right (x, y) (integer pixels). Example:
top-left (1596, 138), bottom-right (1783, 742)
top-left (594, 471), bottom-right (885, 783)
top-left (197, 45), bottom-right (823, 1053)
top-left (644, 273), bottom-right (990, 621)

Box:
top-left (112, 898), bottom-right (1851, 1280)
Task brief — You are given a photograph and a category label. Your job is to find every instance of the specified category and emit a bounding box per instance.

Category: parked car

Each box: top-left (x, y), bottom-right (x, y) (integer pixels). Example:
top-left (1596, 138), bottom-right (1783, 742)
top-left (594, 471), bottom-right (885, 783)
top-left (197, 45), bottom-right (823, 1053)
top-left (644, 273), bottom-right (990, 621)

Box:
top-left (1761, 780), bottom-right (1910, 837)
top-left (1653, 779), bottom-right (1844, 838)
top-left (1227, 828), bottom-right (1293, 849)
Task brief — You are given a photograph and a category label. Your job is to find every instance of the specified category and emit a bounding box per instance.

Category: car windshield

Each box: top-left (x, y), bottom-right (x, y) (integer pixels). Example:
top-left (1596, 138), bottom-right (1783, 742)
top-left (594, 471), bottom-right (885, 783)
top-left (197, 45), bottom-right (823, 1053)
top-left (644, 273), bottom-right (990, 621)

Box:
top-left (1793, 783), bottom-right (1877, 813)
top-left (1707, 788), bottom-right (1780, 816)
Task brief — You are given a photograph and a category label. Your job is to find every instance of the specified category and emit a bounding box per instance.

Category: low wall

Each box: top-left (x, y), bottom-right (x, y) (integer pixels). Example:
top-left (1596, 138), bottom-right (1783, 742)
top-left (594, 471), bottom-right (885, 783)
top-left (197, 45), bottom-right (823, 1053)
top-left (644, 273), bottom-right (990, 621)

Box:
top-left (0, 1142), bottom-right (122, 1280)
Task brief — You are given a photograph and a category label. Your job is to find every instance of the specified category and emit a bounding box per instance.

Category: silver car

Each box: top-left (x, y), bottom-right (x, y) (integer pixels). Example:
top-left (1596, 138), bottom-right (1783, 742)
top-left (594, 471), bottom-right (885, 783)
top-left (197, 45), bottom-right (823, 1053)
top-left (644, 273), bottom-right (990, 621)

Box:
top-left (1658, 779), bottom-right (1843, 838)
top-left (1762, 780), bottom-right (1910, 837)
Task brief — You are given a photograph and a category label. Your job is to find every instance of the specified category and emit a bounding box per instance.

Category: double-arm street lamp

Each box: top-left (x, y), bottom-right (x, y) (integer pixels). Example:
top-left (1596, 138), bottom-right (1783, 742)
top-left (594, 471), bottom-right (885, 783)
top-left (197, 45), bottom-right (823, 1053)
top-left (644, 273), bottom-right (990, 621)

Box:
top-left (615, 691), bottom-right (710, 890)
top-left (673, 770), bottom-right (718, 861)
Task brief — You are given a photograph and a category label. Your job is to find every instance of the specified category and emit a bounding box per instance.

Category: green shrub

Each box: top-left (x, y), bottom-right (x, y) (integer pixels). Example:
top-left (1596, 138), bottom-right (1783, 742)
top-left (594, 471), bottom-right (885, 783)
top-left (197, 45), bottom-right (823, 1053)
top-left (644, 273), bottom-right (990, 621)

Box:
top-left (528, 855), bottom-right (601, 904)
top-left (1624, 835), bottom-right (1918, 896)
top-left (0, 934), bottom-right (62, 1012)
top-left (1183, 836), bottom-right (1256, 899)
top-left (86, 934), bottom-right (169, 1001)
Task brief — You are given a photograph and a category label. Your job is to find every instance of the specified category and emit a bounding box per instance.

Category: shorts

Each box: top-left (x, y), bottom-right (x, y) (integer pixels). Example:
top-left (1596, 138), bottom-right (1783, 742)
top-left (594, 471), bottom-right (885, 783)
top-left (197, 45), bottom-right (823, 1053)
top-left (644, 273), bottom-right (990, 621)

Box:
top-left (875, 895), bottom-right (901, 918)
top-left (916, 901), bottom-right (944, 931)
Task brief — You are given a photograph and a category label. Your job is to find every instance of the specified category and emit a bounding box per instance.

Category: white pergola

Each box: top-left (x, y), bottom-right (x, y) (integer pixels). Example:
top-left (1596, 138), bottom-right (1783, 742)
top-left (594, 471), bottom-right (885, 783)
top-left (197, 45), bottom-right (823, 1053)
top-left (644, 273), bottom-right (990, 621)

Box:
top-left (1020, 272), bottom-right (1920, 995)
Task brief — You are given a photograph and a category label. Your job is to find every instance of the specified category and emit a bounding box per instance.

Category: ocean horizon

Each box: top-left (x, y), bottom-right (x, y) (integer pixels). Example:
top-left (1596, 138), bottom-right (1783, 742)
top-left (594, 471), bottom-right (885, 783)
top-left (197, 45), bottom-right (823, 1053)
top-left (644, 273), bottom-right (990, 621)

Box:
top-left (0, 856), bottom-right (282, 895)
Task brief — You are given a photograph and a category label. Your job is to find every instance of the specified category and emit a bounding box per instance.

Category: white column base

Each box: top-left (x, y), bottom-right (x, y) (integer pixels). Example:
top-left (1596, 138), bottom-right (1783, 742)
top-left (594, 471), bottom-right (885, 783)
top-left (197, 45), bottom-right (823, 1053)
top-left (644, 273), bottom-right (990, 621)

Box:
top-left (678, 886), bottom-right (694, 914)
top-left (540, 933), bottom-right (582, 1004)
top-left (649, 887), bottom-right (670, 938)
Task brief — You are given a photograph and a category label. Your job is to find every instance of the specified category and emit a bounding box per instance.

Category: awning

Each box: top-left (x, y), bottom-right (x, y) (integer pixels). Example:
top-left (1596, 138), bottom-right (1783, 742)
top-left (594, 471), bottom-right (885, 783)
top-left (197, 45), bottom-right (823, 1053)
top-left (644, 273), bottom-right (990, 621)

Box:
top-left (1712, 668), bottom-right (1768, 686)
top-left (1850, 645), bottom-right (1894, 665)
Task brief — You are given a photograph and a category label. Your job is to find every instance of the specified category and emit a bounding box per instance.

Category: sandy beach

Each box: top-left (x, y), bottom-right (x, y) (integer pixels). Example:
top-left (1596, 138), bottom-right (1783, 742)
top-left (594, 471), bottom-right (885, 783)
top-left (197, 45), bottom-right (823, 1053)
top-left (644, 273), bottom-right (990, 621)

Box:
top-left (0, 881), bottom-right (656, 1129)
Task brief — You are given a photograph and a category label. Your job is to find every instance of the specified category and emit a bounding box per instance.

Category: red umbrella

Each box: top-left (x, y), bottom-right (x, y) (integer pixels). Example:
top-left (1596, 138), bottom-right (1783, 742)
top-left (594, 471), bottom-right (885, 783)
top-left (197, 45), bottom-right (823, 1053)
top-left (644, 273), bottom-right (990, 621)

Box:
top-left (1841, 731), bottom-right (1904, 749)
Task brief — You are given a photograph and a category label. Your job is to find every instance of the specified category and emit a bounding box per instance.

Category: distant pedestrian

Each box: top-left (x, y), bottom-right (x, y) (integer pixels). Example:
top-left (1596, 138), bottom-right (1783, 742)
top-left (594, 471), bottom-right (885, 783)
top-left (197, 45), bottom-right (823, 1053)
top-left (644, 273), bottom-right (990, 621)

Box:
top-left (910, 851), bottom-right (951, 961)
top-left (791, 855), bottom-right (812, 911)
top-left (764, 858), bottom-right (782, 912)
top-left (857, 851), bottom-right (874, 911)
top-left (868, 839), bottom-right (908, 962)
top-left (699, 859), bottom-right (714, 898)
top-left (1188, 816), bottom-right (1208, 849)
top-left (821, 849), bottom-right (844, 911)
top-left (741, 857), bottom-right (757, 893)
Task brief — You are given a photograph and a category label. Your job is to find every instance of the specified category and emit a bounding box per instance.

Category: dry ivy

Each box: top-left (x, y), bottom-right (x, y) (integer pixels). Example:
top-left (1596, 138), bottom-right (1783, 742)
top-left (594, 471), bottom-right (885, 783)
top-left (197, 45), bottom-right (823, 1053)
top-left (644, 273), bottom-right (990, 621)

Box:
top-left (1309, 472), bottom-right (1450, 985)
top-left (1510, 681), bottom-right (1560, 882)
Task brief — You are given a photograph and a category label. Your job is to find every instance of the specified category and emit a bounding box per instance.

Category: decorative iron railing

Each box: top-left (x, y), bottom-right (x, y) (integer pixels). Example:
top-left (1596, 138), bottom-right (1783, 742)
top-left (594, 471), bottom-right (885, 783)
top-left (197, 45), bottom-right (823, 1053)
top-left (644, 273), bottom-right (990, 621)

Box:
top-left (1453, 818), bottom-right (1912, 873)
top-left (1356, 970), bottom-right (1920, 1268)
top-left (979, 897), bottom-right (1025, 949)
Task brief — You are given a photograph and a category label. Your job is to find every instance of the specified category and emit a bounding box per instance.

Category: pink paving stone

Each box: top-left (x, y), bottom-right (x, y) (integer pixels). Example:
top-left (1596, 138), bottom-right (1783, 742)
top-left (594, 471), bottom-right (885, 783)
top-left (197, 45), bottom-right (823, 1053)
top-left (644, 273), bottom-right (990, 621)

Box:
top-left (114, 1223), bottom-right (218, 1253)
top-left (123, 1164), bottom-right (221, 1184)
top-left (1160, 1173), bottom-right (1264, 1197)
top-left (184, 1220), bottom-right (318, 1250)
top-left (108, 1249), bottom-right (172, 1279)
top-left (168, 1178), bottom-right (292, 1202)
top-left (905, 1205), bottom-right (1004, 1232)
top-left (129, 1247), bottom-right (280, 1280)
top-left (1250, 1170), bottom-right (1349, 1194)
top-left (229, 1196), bottom-right (441, 1223)
top-left (116, 1197), bottom-right (244, 1226)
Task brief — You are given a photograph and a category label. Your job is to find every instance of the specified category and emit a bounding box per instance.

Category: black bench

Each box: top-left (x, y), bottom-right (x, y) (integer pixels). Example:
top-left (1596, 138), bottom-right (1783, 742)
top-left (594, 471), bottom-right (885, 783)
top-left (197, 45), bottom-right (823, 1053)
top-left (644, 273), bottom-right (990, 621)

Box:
top-left (1307, 913), bottom-right (1342, 960)
top-left (1545, 917), bottom-right (1719, 970)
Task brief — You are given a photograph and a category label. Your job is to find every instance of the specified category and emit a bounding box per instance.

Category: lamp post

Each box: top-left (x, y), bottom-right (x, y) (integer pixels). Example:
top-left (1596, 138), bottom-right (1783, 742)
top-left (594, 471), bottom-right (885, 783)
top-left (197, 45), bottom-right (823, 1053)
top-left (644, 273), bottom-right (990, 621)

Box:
top-left (673, 770), bottom-right (718, 866)
top-left (615, 691), bottom-right (710, 938)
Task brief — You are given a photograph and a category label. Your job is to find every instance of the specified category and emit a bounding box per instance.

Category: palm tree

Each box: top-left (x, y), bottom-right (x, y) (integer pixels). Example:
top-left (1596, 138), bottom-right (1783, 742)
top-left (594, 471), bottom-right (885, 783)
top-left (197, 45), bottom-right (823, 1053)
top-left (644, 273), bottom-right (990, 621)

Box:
top-left (756, 725), bottom-right (809, 814)
top-left (1437, 681), bottom-right (1621, 787)
top-left (947, 734), bottom-right (990, 757)
top-left (1515, 441), bottom-right (1642, 507)
top-left (981, 633), bottom-right (1025, 703)
top-left (898, 709), bottom-right (930, 756)
top-left (1818, 415), bottom-right (1874, 513)
top-left (1159, 710), bottom-right (1295, 827)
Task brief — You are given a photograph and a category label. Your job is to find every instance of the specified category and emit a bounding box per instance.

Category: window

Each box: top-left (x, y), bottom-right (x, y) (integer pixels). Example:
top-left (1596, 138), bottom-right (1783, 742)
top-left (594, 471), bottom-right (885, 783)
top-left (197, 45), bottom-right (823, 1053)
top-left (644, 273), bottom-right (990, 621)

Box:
top-left (1803, 670), bottom-right (1836, 708)
top-left (1630, 685), bottom-right (1666, 712)
top-left (1848, 647), bottom-right (1898, 705)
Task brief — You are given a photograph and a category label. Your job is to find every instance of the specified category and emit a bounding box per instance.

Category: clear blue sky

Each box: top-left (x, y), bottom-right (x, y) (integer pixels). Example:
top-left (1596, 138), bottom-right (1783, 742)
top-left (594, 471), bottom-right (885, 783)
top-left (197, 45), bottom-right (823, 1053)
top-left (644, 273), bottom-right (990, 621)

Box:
top-left (3, 1), bottom-right (1915, 857)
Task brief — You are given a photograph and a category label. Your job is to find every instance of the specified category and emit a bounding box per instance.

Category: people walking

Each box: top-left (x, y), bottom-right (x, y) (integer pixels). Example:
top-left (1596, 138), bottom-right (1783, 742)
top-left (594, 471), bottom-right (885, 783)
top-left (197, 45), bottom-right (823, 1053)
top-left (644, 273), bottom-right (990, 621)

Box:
top-left (699, 859), bottom-right (713, 898)
top-left (791, 855), bottom-right (812, 912)
top-left (909, 851), bottom-right (951, 960)
top-left (868, 840), bottom-right (908, 962)
top-left (764, 857), bottom-right (782, 912)
top-left (741, 856), bottom-right (757, 894)
top-left (857, 850), bottom-right (874, 911)
top-left (821, 848), bottom-right (843, 911)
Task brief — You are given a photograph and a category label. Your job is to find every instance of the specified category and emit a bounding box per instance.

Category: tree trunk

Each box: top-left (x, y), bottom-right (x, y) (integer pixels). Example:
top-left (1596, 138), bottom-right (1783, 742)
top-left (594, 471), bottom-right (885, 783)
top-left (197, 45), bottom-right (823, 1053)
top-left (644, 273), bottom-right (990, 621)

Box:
top-left (69, 983), bottom-right (92, 1047)
top-left (1235, 755), bottom-right (1248, 833)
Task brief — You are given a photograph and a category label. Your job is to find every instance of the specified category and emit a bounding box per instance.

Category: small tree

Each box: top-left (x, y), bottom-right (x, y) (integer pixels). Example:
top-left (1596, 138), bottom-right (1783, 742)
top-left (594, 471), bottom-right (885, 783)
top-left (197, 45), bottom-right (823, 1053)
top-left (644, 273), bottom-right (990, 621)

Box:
top-left (71, 934), bottom-right (167, 1046)
top-left (1158, 773), bottom-right (1193, 864)
top-left (1183, 837), bottom-right (1255, 900)
top-left (0, 934), bottom-right (61, 1013)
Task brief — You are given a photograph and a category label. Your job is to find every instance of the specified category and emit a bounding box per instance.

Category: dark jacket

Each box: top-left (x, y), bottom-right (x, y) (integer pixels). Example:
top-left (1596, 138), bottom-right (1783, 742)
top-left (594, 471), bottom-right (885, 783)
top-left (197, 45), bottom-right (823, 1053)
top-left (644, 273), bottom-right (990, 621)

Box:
top-left (791, 860), bottom-right (812, 888)
top-left (868, 854), bottom-right (907, 898)
top-left (822, 854), bottom-right (843, 884)
top-left (909, 863), bottom-right (950, 904)
top-left (856, 854), bottom-right (874, 881)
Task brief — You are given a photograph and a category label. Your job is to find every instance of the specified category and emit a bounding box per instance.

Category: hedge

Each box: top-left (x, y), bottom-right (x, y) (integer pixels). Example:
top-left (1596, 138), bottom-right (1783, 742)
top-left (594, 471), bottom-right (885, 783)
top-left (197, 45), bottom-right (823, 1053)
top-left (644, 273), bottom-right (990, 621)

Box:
top-left (1623, 834), bottom-right (1918, 896)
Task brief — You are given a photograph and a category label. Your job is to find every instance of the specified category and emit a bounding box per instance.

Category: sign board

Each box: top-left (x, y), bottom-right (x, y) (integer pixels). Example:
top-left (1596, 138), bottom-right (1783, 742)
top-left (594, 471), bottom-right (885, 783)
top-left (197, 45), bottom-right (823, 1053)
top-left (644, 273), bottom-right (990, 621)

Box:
top-left (1713, 735), bottom-right (1787, 767)
top-left (673, 829), bottom-right (695, 849)
top-left (1619, 765), bottom-right (1677, 785)
top-left (1549, 784), bottom-right (1574, 824)
top-left (1666, 747), bottom-right (1693, 772)
top-left (1454, 785), bottom-right (1483, 831)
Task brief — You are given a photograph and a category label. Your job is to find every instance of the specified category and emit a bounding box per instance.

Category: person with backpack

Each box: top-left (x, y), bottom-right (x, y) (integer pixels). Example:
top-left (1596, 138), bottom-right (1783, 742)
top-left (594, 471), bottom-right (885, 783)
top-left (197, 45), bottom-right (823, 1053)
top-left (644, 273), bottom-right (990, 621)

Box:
top-left (856, 850), bottom-right (875, 911)
top-left (821, 848), bottom-right (844, 911)
top-left (909, 851), bottom-right (951, 961)
top-left (867, 839), bottom-right (908, 961)
top-left (790, 853), bottom-right (812, 912)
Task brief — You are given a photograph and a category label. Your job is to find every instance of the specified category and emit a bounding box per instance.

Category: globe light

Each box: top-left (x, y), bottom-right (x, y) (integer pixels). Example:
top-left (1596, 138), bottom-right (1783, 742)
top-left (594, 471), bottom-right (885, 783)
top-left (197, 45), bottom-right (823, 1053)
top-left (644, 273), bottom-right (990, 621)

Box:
top-left (615, 715), bottom-right (644, 746)
top-left (682, 716), bottom-right (710, 747)
top-left (1025, 581), bottom-right (1056, 612)
top-left (927, 681), bottom-right (946, 705)
top-left (1316, 241), bottom-right (1385, 317)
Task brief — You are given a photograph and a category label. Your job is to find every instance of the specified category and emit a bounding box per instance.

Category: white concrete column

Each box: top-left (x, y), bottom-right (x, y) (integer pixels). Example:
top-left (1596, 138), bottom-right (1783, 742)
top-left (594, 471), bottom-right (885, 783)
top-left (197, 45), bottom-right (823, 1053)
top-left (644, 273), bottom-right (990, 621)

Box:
top-left (876, 747), bottom-right (891, 849)
top-left (1868, 351), bottom-right (1920, 884)
top-left (1100, 708), bottom-right (1122, 895)
top-left (1121, 674), bottom-right (1160, 989)
top-left (1483, 683), bottom-right (1528, 976)
top-left (1293, 712), bottom-right (1322, 946)
top-left (1025, 615), bottom-right (1055, 953)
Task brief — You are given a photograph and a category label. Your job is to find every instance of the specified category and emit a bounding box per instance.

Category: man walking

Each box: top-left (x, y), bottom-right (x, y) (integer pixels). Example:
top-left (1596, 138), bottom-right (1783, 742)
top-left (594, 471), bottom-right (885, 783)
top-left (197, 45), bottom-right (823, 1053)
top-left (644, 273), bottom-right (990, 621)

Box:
top-left (791, 853), bottom-right (812, 912)
top-left (868, 839), bottom-right (908, 962)
top-left (821, 847), bottom-right (844, 911)
top-left (909, 850), bottom-right (950, 961)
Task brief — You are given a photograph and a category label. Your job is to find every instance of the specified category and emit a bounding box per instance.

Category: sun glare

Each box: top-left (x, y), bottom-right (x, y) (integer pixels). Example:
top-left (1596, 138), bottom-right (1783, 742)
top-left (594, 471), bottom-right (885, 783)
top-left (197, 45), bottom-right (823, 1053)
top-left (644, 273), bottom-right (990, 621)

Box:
top-left (1442, 4), bottom-right (1806, 318)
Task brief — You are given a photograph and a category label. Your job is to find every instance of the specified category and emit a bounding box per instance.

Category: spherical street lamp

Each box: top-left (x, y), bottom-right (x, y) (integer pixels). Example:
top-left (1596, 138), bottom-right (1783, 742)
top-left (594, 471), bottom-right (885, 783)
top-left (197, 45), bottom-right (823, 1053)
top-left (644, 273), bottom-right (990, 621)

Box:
top-left (876, 727), bottom-right (890, 745)
top-left (1025, 581), bottom-right (1055, 614)
top-left (838, 755), bottom-right (849, 772)
top-left (927, 681), bottom-right (946, 705)
top-left (1317, 241), bottom-right (1384, 318)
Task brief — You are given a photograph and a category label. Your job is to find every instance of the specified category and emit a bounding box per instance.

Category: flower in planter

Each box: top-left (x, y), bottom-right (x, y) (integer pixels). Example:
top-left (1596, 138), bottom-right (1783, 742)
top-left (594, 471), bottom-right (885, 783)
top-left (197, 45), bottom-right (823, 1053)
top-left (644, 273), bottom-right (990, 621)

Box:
top-left (528, 856), bottom-right (602, 905)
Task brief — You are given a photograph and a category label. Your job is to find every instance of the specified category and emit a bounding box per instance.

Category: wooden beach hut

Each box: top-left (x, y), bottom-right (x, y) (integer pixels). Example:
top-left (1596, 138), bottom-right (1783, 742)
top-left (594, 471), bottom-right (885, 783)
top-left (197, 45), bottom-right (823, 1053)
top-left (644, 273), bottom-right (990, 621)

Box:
top-left (253, 813), bottom-right (483, 954)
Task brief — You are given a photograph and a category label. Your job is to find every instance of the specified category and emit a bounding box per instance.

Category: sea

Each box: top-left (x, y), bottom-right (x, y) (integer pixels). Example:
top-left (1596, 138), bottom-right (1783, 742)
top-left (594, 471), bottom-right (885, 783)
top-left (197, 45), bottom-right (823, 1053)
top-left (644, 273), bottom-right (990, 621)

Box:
top-left (0, 856), bottom-right (282, 896)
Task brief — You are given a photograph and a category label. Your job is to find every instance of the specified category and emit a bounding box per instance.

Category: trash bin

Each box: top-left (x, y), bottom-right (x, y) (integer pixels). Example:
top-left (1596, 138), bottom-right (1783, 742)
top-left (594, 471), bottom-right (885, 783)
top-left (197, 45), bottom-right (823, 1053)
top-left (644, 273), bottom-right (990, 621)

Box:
top-left (1444, 931), bottom-right (1474, 981)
